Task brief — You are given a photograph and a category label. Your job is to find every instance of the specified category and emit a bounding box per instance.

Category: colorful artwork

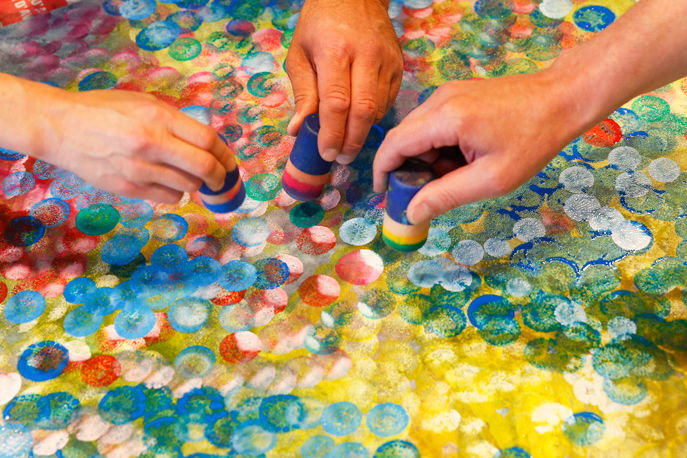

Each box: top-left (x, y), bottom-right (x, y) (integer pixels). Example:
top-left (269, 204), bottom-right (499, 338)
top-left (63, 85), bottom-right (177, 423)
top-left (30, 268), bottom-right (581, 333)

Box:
top-left (1, 0), bottom-right (687, 456)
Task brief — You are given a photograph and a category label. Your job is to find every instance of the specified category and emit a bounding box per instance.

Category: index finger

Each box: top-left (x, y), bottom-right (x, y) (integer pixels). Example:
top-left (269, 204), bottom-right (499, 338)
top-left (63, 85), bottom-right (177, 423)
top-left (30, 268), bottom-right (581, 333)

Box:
top-left (171, 108), bottom-right (236, 171)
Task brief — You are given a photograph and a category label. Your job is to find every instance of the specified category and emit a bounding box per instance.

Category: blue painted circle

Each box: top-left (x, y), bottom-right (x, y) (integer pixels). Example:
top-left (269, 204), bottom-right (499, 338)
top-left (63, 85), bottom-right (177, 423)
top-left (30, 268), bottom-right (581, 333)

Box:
top-left (231, 420), bottom-right (276, 455)
top-left (4, 216), bottom-right (45, 246)
top-left (63, 305), bottom-right (104, 337)
top-left (301, 435), bottom-right (335, 457)
top-left (574, 6), bottom-right (615, 32)
top-left (231, 217), bottom-right (269, 247)
top-left (151, 244), bottom-right (188, 269)
top-left (253, 258), bottom-right (290, 290)
top-left (2, 171), bottom-right (35, 197)
top-left (467, 294), bottom-right (514, 329)
top-left (563, 412), bottom-right (605, 446)
top-left (184, 256), bottom-right (223, 288)
top-left (5, 290), bottom-right (46, 324)
top-left (99, 385), bottom-right (146, 424)
top-left (36, 392), bottom-right (81, 430)
top-left (168, 297), bottom-right (211, 333)
top-left (0, 423), bottom-right (33, 456)
top-left (136, 21), bottom-right (182, 51)
top-left (151, 213), bottom-right (188, 242)
top-left (321, 402), bottom-right (361, 436)
top-left (120, 0), bottom-right (156, 20)
top-left (116, 200), bottom-right (154, 227)
top-left (373, 440), bottom-right (420, 458)
top-left (0, 147), bottom-right (25, 161)
top-left (258, 394), bottom-right (306, 433)
top-left (176, 386), bottom-right (225, 423)
top-left (101, 227), bottom-right (150, 266)
top-left (175, 346), bottom-right (216, 378)
top-left (84, 287), bottom-right (121, 316)
top-left (329, 442), bottom-right (369, 457)
top-left (367, 403), bottom-right (409, 437)
top-left (114, 302), bottom-right (157, 339)
top-left (3, 393), bottom-right (45, 426)
top-left (17, 341), bottom-right (69, 382)
top-left (64, 277), bottom-right (97, 303)
top-left (220, 260), bottom-right (257, 291)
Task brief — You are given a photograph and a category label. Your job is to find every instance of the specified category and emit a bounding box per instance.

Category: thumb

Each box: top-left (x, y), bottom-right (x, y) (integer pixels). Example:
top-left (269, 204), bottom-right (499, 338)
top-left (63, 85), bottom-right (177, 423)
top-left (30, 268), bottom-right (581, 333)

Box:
top-left (285, 48), bottom-right (319, 136)
top-left (407, 157), bottom-right (513, 223)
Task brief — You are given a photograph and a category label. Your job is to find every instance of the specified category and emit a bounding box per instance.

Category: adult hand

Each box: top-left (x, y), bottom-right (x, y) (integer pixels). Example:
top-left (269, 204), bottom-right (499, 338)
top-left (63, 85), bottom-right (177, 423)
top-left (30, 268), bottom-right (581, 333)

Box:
top-left (285, 0), bottom-right (403, 165)
top-left (39, 89), bottom-right (233, 203)
top-left (373, 70), bottom-right (601, 223)
top-left (374, 0), bottom-right (687, 224)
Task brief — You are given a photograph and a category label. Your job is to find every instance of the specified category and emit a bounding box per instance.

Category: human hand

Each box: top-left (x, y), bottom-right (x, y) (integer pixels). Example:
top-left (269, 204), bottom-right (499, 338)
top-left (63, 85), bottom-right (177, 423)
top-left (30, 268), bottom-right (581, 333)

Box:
top-left (285, 0), bottom-right (403, 164)
top-left (373, 70), bottom-right (602, 223)
top-left (36, 88), bottom-right (233, 203)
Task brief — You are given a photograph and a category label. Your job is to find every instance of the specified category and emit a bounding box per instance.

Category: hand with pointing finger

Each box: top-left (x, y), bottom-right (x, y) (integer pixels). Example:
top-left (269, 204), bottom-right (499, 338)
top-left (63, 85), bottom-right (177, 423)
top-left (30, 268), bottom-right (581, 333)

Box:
top-left (285, 0), bottom-right (403, 165)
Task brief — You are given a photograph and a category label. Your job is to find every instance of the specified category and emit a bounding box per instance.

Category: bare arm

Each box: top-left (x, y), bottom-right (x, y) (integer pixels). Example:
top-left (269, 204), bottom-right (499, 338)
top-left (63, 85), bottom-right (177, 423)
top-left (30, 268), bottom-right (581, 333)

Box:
top-left (0, 72), bottom-right (233, 203)
top-left (373, 0), bottom-right (687, 223)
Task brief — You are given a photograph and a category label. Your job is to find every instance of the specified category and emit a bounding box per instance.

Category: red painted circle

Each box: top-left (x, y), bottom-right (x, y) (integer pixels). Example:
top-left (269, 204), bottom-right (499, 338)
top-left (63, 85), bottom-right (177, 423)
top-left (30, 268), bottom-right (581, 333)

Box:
top-left (219, 332), bottom-right (261, 363)
top-left (212, 288), bottom-right (246, 306)
top-left (583, 118), bottom-right (622, 147)
top-left (81, 355), bottom-right (121, 387)
top-left (298, 275), bottom-right (340, 307)
top-left (335, 250), bottom-right (384, 285)
top-left (296, 226), bottom-right (337, 255)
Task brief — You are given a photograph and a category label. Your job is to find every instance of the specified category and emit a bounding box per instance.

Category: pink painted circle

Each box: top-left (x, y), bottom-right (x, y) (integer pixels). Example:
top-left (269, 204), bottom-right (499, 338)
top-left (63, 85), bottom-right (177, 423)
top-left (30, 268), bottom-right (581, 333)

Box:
top-left (335, 249), bottom-right (384, 285)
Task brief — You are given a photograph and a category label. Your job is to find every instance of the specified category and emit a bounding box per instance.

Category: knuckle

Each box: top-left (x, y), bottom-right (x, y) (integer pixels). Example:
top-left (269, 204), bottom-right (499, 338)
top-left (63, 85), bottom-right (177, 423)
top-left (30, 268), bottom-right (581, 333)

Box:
top-left (293, 92), bottom-right (314, 106)
top-left (186, 177), bottom-right (203, 192)
top-left (351, 98), bottom-right (378, 121)
top-left (198, 127), bottom-right (217, 151)
top-left (284, 57), bottom-right (298, 77)
top-left (127, 133), bottom-right (153, 154)
top-left (136, 101), bottom-right (168, 121)
top-left (323, 87), bottom-right (351, 114)
top-left (197, 157), bottom-right (218, 177)
top-left (386, 127), bottom-right (400, 142)
top-left (321, 44), bottom-right (349, 61)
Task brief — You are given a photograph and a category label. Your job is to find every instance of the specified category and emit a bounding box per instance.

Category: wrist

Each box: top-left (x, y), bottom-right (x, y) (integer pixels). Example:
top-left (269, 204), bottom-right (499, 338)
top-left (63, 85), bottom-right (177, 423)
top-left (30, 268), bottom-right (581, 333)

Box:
top-left (546, 51), bottom-right (621, 136)
top-left (0, 73), bottom-right (69, 163)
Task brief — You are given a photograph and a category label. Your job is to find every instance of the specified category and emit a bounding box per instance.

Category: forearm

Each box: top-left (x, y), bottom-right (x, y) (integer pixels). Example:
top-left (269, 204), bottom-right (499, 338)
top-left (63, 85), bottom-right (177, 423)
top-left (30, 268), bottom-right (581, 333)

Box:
top-left (552, 0), bottom-right (687, 126)
top-left (0, 73), bottom-right (64, 159)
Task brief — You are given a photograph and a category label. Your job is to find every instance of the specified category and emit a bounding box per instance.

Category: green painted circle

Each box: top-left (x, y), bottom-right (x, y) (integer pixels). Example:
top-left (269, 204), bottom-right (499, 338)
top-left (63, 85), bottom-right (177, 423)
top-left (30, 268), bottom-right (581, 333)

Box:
top-left (76, 203), bottom-right (120, 235)
top-left (246, 173), bottom-right (281, 201)
top-left (168, 37), bottom-right (202, 61)
top-left (631, 95), bottom-right (670, 122)
top-left (289, 202), bottom-right (324, 228)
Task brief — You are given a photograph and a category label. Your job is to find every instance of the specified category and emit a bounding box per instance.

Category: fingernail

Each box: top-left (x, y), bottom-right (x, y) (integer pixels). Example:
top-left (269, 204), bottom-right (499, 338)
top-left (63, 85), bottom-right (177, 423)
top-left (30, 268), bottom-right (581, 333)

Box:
top-left (322, 148), bottom-right (339, 162)
top-left (336, 154), bottom-right (355, 165)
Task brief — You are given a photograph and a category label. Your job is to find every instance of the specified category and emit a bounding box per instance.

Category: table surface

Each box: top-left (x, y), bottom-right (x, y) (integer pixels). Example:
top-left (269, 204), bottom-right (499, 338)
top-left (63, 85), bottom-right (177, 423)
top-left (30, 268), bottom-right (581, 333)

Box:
top-left (1, 0), bottom-right (686, 456)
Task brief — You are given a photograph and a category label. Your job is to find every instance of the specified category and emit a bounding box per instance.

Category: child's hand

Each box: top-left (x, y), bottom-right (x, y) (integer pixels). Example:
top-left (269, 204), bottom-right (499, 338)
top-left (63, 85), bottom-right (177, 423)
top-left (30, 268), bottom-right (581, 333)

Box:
top-left (38, 89), bottom-right (233, 203)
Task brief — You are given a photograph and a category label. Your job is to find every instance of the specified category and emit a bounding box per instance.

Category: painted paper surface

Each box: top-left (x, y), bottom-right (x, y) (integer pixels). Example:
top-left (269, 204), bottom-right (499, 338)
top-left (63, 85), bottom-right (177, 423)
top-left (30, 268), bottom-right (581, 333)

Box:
top-left (1, 0), bottom-right (686, 456)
